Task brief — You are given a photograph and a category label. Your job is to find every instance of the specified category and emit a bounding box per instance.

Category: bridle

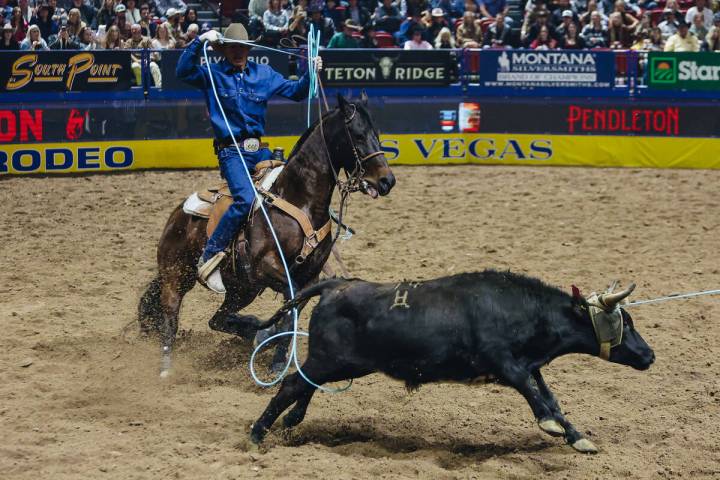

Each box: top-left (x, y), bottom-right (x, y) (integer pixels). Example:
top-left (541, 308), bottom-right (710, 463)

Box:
top-left (339, 102), bottom-right (386, 192)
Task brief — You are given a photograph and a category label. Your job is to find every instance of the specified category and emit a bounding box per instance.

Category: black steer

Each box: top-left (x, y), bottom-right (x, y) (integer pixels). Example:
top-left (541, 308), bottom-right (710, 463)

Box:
top-left (249, 271), bottom-right (655, 452)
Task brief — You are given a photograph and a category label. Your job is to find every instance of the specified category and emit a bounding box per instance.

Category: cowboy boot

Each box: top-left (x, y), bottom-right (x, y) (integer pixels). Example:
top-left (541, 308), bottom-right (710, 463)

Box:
top-left (197, 252), bottom-right (227, 294)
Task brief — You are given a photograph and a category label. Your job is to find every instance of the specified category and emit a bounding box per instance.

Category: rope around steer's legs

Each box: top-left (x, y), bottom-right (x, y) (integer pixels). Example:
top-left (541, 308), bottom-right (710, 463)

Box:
top-left (203, 32), bottom-right (351, 394)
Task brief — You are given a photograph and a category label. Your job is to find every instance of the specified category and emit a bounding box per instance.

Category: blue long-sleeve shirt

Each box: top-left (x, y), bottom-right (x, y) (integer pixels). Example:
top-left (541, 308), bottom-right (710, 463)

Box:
top-left (176, 38), bottom-right (310, 140)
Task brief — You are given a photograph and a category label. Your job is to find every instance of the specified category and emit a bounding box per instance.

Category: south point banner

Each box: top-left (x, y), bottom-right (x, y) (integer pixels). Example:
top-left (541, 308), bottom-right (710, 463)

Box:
top-left (0, 51), bottom-right (133, 92)
top-left (4, 133), bottom-right (720, 175)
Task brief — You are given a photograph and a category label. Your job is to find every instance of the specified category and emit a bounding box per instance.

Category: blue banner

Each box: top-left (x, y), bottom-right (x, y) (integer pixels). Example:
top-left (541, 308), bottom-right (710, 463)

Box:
top-left (478, 50), bottom-right (616, 90)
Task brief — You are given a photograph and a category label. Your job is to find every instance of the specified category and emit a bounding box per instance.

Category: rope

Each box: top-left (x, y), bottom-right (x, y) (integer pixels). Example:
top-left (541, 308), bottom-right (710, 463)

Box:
top-left (203, 28), bottom-right (351, 393)
top-left (625, 288), bottom-right (720, 307)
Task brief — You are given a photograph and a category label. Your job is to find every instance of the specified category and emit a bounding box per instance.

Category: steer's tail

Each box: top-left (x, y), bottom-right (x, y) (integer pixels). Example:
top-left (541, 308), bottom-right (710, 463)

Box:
top-left (246, 278), bottom-right (351, 332)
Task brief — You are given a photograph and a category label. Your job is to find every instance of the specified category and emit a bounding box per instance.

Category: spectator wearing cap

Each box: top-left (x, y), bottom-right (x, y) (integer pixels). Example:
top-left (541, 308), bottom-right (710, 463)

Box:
top-left (306, 4), bottom-right (335, 45)
top-left (30, 3), bottom-right (58, 41)
top-left (555, 9), bottom-right (577, 38)
top-left (1, 22), bottom-right (19, 49)
top-left (49, 19), bottom-right (82, 48)
top-left (124, 23), bottom-right (161, 87)
top-left (665, 19), bottom-right (699, 51)
top-left (705, 13), bottom-right (720, 51)
top-left (358, 23), bottom-right (378, 46)
top-left (263, 0), bottom-right (289, 46)
top-left (551, 0), bottom-right (575, 27)
top-left (479, 0), bottom-right (511, 26)
top-left (658, 8), bottom-right (678, 40)
top-left (344, 0), bottom-right (371, 29)
top-left (154, 0), bottom-right (187, 18)
top-left (456, 10), bottom-right (481, 47)
top-left (522, 7), bottom-right (556, 47)
top-left (581, 10), bottom-right (608, 47)
top-left (431, 0), bottom-right (464, 19)
top-left (20, 23), bottom-right (49, 49)
top-left (373, 0), bottom-right (402, 34)
top-left (403, 26), bottom-right (432, 48)
top-left (114, 4), bottom-right (131, 40)
top-left (96, 0), bottom-right (115, 30)
top-left (327, 18), bottom-right (361, 47)
top-left (427, 8), bottom-right (449, 41)
top-left (166, 7), bottom-right (184, 41)
top-left (686, 0), bottom-right (713, 30)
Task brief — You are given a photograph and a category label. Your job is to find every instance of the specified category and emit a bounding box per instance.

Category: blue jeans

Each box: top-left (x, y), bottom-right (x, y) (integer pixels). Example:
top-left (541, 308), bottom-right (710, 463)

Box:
top-left (203, 146), bottom-right (272, 260)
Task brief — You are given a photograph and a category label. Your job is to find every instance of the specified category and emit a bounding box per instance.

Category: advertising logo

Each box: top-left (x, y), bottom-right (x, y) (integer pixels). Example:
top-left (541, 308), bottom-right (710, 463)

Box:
top-left (650, 57), bottom-right (677, 84)
top-left (439, 110), bottom-right (457, 132)
top-left (458, 103), bottom-right (481, 133)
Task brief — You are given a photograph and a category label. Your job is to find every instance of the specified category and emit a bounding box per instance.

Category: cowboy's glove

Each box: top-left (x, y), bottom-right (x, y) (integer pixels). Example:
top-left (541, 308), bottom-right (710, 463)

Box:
top-left (313, 56), bottom-right (323, 72)
top-left (200, 30), bottom-right (221, 44)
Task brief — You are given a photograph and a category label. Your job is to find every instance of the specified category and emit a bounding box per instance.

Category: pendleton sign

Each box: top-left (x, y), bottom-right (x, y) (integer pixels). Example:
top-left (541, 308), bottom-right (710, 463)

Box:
top-left (0, 51), bottom-right (132, 92)
top-left (648, 52), bottom-right (720, 91)
top-left (320, 49), bottom-right (456, 86)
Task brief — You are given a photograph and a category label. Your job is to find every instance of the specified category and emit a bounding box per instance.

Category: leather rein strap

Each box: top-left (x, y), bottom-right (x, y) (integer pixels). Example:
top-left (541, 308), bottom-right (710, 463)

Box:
top-left (256, 188), bottom-right (332, 264)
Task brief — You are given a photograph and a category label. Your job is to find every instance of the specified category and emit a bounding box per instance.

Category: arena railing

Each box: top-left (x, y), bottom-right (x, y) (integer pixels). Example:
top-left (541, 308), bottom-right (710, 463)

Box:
top-left (1, 49), bottom-right (719, 103)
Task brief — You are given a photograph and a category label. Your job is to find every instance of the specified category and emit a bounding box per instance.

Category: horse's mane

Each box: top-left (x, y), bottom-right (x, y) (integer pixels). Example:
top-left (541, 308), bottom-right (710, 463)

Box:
top-left (288, 108), bottom-right (337, 160)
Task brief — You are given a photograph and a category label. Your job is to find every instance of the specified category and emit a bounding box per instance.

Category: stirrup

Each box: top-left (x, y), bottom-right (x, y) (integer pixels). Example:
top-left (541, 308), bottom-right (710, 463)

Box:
top-left (197, 252), bottom-right (227, 294)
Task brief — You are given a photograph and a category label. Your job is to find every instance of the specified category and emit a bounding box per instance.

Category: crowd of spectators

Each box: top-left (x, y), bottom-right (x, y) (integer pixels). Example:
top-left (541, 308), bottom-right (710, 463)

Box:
top-left (1, 0), bottom-right (719, 59)
top-left (243, 0), bottom-right (720, 51)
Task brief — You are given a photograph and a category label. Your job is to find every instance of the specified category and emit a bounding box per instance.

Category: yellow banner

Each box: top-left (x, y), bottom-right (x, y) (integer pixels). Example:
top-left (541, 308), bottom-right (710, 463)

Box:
top-left (2, 133), bottom-right (720, 175)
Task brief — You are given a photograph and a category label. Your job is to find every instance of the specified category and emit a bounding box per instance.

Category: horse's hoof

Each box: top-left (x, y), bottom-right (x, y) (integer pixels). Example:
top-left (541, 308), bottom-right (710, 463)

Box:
top-left (254, 327), bottom-right (276, 348)
top-left (538, 418), bottom-right (565, 437)
top-left (571, 438), bottom-right (599, 454)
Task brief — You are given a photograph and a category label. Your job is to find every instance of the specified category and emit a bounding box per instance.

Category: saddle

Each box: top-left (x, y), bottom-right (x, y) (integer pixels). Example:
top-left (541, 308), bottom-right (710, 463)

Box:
top-left (182, 159), bottom-right (332, 264)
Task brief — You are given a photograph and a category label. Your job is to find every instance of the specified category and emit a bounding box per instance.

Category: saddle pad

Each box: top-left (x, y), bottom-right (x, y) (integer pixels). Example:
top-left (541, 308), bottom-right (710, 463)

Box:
top-left (183, 165), bottom-right (286, 219)
top-left (182, 192), bottom-right (212, 218)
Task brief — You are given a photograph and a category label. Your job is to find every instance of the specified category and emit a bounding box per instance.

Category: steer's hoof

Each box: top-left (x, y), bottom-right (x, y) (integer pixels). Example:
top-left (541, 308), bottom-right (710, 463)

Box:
top-left (249, 424), bottom-right (266, 445)
top-left (571, 438), bottom-right (599, 454)
top-left (538, 418), bottom-right (565, 437)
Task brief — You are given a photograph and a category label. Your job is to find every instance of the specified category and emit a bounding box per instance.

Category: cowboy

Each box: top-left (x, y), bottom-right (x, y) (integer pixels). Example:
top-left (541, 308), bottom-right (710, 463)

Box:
top-left (176, 23), bottom-right (322, 293)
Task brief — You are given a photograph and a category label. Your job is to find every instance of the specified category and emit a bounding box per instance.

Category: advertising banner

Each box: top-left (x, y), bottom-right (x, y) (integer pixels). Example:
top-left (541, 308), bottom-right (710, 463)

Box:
top-left (320, 49), bottom-right (457, 86)
top-left (478, 50), bottom-right (615, 89)
top-left (0, 51), bottom-right (133, 92)
top-left (648, 52), bottom-right (720, 91)
top-left (159, 48), bottom-right (292, 91)
top-left (4, 133), bottom-right (720, 175)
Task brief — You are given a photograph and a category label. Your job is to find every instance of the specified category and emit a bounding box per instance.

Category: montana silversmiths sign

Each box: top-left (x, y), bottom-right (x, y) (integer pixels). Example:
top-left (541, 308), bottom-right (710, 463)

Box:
top-left (479, 50), bottom-right (615, 89)
top-left (648, 52), bottom-right (720, 90)
top-left (0, 50), bottom-right (132, 92)
top-left (320, 49), bottom-right (456, 86)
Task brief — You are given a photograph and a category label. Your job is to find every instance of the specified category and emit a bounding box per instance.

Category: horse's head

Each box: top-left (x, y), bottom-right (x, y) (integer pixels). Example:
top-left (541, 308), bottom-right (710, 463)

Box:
top-left (336, 92), bottom-right (396, 198)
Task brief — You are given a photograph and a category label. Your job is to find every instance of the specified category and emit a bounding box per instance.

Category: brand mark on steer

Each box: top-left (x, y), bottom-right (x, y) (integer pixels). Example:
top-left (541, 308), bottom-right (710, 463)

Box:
top-left (390, 289), bottom-right (410, 310)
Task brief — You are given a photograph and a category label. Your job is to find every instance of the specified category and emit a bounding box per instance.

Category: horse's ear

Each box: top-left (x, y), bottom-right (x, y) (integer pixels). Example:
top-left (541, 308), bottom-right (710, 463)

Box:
top-left (336, 93), bottom-right (349, 116)
top-left (360, 89), bottom-right (369, 106)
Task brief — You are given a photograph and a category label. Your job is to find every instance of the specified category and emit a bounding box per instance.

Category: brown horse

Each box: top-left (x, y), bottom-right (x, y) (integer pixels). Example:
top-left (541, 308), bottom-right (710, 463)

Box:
top-left (138, 93), bottom-right (396, 376)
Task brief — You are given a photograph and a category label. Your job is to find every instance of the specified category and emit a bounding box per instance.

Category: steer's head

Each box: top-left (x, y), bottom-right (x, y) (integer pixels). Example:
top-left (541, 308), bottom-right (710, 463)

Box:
top-left (572, 282), bottom-right (655, 370)
top-left (337, 91), bottom-right (396, 198)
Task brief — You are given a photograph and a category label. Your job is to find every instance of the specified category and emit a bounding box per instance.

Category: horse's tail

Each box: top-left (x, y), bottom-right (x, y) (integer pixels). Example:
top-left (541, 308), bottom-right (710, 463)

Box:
top-left (248, 278), bottom-right (350, 332)
top-left (138, 276), bottom-right (164, 335)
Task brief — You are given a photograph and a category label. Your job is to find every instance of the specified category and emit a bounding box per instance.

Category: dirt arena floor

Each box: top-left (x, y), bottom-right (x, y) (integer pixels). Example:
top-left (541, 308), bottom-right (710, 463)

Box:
top-left (2, 165), bottom-right (720, 479)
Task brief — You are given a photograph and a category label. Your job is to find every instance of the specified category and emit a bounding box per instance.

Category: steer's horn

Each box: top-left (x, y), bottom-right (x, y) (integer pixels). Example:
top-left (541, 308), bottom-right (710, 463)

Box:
top-left (599, 283), bottom-right (636, 310)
